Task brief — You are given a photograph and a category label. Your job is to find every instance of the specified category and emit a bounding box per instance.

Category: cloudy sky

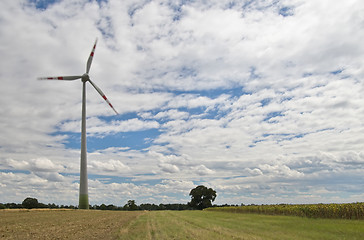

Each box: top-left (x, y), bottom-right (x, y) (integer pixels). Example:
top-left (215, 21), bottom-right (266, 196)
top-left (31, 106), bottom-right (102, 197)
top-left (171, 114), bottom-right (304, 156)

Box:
top-left (1, 0), bottom-right (364, 206)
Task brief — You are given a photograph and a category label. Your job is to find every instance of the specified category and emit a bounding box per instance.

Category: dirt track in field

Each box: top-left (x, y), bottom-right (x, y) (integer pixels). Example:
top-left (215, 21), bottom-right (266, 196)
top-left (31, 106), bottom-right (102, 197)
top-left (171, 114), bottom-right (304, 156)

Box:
top-left (0, 209), bottom-right (144, 240)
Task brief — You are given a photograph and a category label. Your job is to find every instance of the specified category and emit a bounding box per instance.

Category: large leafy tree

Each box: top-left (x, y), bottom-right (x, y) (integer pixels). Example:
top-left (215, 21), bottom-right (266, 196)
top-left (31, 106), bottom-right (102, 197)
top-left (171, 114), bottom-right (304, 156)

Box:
top-left (22, 197), bottom-right (39, 209)
top-left (124, 200), bottom-right (138, 211)
top-left (188, 185), bottom-right (217, 210)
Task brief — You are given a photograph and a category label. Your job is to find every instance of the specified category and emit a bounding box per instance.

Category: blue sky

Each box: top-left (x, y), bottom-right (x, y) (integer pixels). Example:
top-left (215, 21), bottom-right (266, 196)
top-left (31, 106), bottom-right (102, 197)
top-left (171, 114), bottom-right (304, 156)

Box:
top-left (1, 0), bottom-right (364, 206)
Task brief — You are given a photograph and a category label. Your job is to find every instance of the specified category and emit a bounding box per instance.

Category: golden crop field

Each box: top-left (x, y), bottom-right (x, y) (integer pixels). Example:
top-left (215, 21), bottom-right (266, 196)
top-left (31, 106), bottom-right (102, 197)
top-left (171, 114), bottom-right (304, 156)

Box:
top-left (1, 209), bottom-right (364, 239)
top-left (206, 202), bottom-right (364, 219)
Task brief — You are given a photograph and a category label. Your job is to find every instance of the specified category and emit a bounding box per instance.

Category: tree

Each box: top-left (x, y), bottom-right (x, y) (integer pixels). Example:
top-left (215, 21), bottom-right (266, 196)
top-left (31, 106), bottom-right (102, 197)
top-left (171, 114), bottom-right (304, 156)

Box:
top-left (22, 197), bottom-right (39, 209)
top-left (188, 185), bottom-right (217, 210)
top-left (124, 200), bottom-right (138, 211)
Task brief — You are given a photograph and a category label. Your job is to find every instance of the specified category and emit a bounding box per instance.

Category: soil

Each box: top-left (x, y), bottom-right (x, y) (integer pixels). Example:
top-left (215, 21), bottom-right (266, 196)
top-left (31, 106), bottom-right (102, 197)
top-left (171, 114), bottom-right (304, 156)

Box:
top-left (0, 209), bottom-right (144, 239)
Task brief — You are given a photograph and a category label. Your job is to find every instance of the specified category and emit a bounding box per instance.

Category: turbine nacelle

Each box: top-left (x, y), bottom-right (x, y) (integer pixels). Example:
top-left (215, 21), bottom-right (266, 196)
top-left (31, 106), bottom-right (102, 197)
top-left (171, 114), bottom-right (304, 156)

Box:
top-left (81, 73), bottom-right (90, 82)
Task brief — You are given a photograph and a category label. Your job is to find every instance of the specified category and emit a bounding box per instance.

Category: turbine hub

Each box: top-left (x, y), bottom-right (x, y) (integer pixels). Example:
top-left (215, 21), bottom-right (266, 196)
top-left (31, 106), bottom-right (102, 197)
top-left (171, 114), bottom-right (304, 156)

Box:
top-left (81, 73), bottom-right (89, 82)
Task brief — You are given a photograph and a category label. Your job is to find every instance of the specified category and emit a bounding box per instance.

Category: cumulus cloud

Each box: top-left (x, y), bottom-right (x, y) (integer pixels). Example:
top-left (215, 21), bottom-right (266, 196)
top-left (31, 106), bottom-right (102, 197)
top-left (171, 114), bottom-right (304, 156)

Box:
top-left (90, 159), bottom-right (131, 173)
top-left (58, 117), bottom-right (159, 135)
top-left (1, 0), bottom-right (364, 205)
top-left (192, 165), bottom-right (215, 175)
top-left (154, 109), bottom-right (189, 120)
top-left (159, 163), bottom-right (180, 173)
top-left (6, 158), bottom-right (64, 173)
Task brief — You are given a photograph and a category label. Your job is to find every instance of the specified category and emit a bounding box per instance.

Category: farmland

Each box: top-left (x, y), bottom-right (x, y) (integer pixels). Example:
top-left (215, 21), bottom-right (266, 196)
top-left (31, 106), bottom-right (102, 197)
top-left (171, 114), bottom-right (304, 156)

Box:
top-left (206, 202), bottom-right (364, 219)
top-left (0, 209), bottom-right (143, 239)
top-left (1, 209), bottom-right (364, 239)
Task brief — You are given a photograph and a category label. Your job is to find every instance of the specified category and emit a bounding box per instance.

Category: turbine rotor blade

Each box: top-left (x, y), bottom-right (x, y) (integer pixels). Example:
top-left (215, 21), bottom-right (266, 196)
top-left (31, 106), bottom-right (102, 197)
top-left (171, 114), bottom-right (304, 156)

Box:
top-left (88, 79), bottom-right (118, 115)
top-left (86, 38), bottom-right (98, 74)
top-left (38, 76), bottom-right (82, 80)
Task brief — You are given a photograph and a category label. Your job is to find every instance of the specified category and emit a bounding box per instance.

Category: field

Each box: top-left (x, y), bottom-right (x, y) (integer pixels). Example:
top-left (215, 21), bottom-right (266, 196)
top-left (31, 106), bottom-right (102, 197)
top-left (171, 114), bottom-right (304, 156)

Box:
top-left (1, 209), bottom-right (364, 239)
top-left (0, 209), bottom-right (143, 239)
top-left (206, 203), bottom-right (364, 219)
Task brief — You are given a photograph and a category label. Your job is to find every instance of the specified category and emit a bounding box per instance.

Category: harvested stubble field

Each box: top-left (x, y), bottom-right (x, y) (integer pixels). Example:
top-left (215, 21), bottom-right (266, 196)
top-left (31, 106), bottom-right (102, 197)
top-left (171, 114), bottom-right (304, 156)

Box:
top-left (0, 209), bottom-right (143, 239)
top-left (1, 209), bottom-right (364, 239)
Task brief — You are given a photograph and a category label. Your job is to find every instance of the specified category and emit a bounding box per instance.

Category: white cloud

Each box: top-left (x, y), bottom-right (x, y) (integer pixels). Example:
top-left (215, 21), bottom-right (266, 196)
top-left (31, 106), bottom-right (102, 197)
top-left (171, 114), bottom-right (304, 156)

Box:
top-left (6, 158), bottom-right (64, 173)
top-left (154, 109), bottom-right (189, 120)
top-left (192, 165), bottom-right (215, 176)
top-left (258, 164), bottom-right (304, 178)
top-left (58, 117), bottom-right (159, 135)
top-left (1, 0), bottom-right (364, 205)
top-left (159, 163), bottom-right (180, 173)
top-left (90, 159), bottom-right (131, 173)
top-left (156, 179), bottom-right (195, 193)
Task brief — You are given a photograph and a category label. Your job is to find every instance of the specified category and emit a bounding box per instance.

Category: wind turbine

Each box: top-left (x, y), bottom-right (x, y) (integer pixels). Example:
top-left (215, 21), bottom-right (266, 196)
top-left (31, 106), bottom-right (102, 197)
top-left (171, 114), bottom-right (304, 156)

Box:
top-left (39, 39), bottom-right (118, 209)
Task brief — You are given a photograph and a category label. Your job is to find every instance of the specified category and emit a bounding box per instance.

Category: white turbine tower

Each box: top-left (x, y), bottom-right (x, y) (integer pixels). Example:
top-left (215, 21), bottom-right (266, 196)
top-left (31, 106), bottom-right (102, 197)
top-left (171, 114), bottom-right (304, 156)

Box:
top-left (39, 39), bottom-right (118, 209)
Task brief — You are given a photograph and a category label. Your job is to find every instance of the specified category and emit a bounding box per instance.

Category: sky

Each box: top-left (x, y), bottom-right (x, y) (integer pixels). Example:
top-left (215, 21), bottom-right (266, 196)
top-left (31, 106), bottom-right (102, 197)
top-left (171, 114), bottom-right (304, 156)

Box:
top-left (1, 0), bottom-right (364, 206)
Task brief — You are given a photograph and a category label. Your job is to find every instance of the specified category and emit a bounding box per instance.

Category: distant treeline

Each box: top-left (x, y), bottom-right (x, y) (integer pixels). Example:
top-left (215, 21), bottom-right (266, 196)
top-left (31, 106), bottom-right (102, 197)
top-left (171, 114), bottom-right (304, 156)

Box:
top-left (95, 203), bottom-right (192, 211)
top-left (0, 202), bottom-right (191, 211)
top-left (90, 203), bottom-right (239, 211)
top-left (0, 202), bottom-right (77, 210)
top-left (0, 198), bottom-right (238, 211)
